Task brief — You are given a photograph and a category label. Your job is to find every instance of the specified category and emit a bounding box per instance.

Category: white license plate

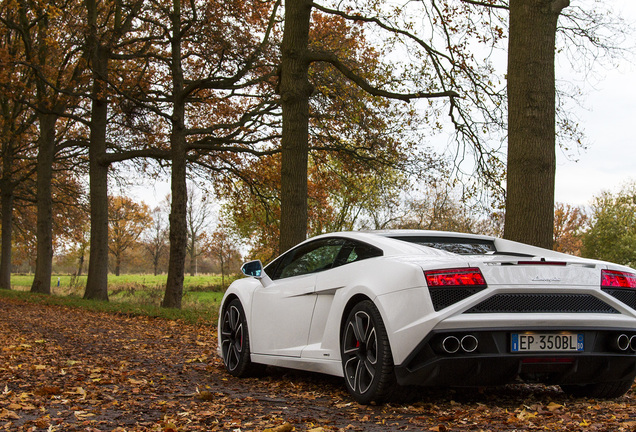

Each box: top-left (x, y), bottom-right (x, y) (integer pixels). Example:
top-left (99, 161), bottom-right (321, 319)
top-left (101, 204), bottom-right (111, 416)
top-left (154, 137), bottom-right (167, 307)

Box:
top-left (511, 333), bottom-right (583, 352)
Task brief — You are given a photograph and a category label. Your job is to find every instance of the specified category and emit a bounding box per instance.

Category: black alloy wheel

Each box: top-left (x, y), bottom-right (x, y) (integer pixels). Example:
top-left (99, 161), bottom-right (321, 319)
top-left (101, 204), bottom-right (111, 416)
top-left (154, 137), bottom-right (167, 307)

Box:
top-left (341, 300), bottom-right (396, 404)
top-left (220, 299), bottom-right (259, 377)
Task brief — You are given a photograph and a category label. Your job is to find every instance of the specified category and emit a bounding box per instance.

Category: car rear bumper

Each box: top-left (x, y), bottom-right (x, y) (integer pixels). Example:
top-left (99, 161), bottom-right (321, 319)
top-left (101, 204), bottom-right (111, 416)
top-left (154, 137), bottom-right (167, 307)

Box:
top-left (395, 328), bottom-right (636, 387)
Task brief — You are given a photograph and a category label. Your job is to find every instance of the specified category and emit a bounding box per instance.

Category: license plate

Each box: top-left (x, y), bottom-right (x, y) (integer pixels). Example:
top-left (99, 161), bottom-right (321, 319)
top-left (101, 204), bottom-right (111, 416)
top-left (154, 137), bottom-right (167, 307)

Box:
top-left (511, 333), bottom-right (583, 352)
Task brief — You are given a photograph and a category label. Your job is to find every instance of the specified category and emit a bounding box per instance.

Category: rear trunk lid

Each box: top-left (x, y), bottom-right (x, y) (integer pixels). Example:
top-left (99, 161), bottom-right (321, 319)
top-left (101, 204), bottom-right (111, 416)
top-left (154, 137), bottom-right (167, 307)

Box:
top-left (472, 257), bottom-right (601, 287)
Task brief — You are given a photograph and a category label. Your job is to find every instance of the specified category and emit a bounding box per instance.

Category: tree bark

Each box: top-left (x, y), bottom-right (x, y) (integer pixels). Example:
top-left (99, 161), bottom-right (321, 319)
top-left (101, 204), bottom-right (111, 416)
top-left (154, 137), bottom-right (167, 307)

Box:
top-left (84, 0), bottom-right (111, 301)
top-left (76, 249), bottom-right (84, 276)
top-left (114, 254), bottom-right (121, 276)
top-left (189, 240), bottom-right (196, 276)
top-left (0, 160), bottom-right (13, 290)
top-left (504, 0), bottom-right (569, 248)
top-left (278, 0), bottom-right (313, 253)
top-left (163, 133), bottom-right (187, 308)
top-left (30, 113), bottom-right (57, 294)
top-left (162, 0), bottom-right (187, 309)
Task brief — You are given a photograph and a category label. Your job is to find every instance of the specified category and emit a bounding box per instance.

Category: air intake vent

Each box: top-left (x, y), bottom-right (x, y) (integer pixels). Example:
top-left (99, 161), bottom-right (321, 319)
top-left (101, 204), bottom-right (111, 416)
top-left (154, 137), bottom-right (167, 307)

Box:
top-left (602, 288), bottom-right (636, 310)
top-left (465, 294), bottom-right (618, 314)
top-left (429, 287), bottom-right (487, 311)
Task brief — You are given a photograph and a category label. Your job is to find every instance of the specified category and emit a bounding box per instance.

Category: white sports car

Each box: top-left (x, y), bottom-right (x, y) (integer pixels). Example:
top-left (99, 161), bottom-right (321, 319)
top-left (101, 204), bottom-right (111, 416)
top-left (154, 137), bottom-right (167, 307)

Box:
top-left (217, 230), bottom-right (636, 403)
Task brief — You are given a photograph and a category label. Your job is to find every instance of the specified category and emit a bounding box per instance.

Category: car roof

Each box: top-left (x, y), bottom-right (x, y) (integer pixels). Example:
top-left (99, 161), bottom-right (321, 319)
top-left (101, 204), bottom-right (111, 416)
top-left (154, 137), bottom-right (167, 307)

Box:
top-left (306, 230), bottom-right (483, 257)
top-left (371, 229), bottom-right (495, 241)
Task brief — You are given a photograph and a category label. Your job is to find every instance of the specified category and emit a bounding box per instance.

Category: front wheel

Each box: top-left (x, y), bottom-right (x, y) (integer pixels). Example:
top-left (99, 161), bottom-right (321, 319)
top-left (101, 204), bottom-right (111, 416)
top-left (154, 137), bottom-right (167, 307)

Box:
top-left (220, 299), bottom-right (261, 377)
top-left (341, 300), bottom-right (396, 404)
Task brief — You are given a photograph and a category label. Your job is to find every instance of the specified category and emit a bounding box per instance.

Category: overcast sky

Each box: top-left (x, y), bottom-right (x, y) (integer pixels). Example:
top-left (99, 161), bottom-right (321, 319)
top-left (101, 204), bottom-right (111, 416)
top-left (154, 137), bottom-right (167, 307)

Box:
top-left (554, 0), bottom-right (635, 206)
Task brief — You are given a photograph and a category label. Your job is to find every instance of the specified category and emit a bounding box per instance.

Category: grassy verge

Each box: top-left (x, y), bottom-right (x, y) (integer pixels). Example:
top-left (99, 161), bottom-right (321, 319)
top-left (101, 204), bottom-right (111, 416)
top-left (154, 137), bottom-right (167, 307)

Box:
top-left (2, 273), bottom-right (237, 325)
top-left (10, 273), bottom-right (238, 292)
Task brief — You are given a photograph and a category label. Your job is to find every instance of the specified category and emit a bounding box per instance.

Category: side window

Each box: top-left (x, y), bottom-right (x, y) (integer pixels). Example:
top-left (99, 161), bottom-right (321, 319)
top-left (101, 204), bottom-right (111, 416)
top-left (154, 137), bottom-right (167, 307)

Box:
top-left (334, 240), bottom-right (383, 268)
top-left (267, 238), bottom-right (346, 280)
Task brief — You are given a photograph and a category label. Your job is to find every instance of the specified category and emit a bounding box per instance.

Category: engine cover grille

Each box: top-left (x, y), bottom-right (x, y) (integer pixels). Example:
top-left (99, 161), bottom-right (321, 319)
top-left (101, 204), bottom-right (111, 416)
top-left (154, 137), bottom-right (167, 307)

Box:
top-left (465, 293), bottom-right (619, 314)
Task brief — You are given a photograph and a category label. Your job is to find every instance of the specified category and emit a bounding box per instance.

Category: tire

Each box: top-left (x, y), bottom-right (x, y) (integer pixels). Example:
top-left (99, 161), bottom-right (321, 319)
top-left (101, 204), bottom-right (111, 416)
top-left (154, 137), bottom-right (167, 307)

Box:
top-left (341, 300), bottom-right (396, 404)
top-left (560, 379), bottom-right (634, 399)
top-left (220, 299), bottom-right (262, 377)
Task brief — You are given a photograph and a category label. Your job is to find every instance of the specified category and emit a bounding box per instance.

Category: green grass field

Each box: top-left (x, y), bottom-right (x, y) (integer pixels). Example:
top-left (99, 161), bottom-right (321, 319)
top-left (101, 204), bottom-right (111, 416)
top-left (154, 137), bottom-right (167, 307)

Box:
top-left (9, 273), bottom-right (236, 292)
top-left (3, 273), bottom-right (240, 325)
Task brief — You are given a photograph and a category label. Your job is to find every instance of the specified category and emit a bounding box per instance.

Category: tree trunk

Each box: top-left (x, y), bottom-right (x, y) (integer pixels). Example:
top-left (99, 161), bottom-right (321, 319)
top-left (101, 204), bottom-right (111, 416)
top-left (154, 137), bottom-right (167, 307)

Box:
top-left (162, 0), bottom-right (186, 309)
top-left (189, 240), bottom-right (196, 276)
top-left (163, 134), bottom-right (187, 308)
top-left (76, 250), bottom-right (84, 277)
top-left (278, 0), bottom-right (313, 253)
top-left (84, 2), bottom-right (111, 301)
top-left (220, 254), bottom-right (225, 290)
top-left (0, 170), bottom-right (13, 290)
top-left (115, 254), bottom-right (121, 276)
top-left (30, 113), bottom-right (57, 294)
top-left (504, 0), bottom-right (569, 249)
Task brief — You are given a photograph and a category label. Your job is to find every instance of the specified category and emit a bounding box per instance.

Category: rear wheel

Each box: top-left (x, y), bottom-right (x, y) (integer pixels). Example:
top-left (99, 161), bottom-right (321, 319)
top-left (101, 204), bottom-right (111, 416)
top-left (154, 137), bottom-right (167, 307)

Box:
top-left (220, 299), bottom-right (262, 377)
top-left (560, 379), bottom-right (634, 399)
top-left (341, 300), bottom-right (396, 404)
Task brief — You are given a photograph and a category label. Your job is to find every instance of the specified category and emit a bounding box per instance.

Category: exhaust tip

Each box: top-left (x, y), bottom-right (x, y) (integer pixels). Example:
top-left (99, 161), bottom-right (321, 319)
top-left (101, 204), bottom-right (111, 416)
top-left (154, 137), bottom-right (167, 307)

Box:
top-left (616, 334), bottom-right (630, 351)
top-left (442, 336), bottom-right (460, 354)
top-left (461, 335), bottom-right (479, 353)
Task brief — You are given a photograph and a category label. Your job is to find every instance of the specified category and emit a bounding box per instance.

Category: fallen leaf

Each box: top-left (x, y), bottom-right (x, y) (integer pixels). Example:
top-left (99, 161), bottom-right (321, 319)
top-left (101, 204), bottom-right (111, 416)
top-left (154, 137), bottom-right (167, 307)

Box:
top-left (546, 402), bottom-right (563, 412)
top-left (263, 423), bottom-right (293, 432)
top-left (0, 408), bottom-right (20, 420)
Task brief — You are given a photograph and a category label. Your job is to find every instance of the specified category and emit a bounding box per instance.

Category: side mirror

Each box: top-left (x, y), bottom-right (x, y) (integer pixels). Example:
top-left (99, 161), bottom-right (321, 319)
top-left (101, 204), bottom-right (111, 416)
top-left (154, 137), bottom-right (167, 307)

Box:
top-left (241, 260), bottom-right (273, 287)
top-left (241, 260), bottom-right (264, 278)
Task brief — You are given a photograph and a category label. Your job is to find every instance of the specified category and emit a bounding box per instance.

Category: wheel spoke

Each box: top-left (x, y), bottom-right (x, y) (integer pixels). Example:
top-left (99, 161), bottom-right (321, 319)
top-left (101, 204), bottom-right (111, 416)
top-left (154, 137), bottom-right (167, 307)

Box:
top-left (229, 306), bottom-right (240, 331)
top-left (234, 322), bottom-right (243, 353)
top-left (355, 357), bottom-right (375, 394)
top-left (354, 311), bottom-right (370, 343)
top-left (344, 356), bottom-right (360, 391)
top-left (343, 321), bottom-right (360, 355)
top-left (227, 344), bottom-right (239, 370)
top-left (366, 327), bottom-right (377, 365)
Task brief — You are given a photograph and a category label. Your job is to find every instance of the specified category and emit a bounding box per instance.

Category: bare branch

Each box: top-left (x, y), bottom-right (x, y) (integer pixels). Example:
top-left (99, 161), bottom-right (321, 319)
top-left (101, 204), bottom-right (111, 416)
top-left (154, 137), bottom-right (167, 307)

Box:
top-left (308, 51), bottom-right (459, 102)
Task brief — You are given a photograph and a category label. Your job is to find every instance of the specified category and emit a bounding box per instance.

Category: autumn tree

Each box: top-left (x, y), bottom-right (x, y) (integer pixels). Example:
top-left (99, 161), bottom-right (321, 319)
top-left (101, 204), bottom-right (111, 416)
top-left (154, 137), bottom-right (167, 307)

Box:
top-left (394, 189), bottom-right (485, 234)
top-left (0, 17), bottom-right (37, 289)
top-left (108, 196), bottom-right (151, 276)
top-left (454, 0), bottom-right (626, 248)
top-left (122, 0), bottom-right (280, 308)
top-left (502, 0), bottom-right (569, 248)
top-left (206, 226), bottom-right (241, 289)
top-left (221, 13), bottom-right (451, 259)
top-left (276, 0), bottom-right (515, 252)
top-left (83, 0), bottom-right (162, 301)
top-left (583, 184), bottom-right (636, 268)
top-left (0, 0), bottom-right (98, 294)
top-left (185, 188), bottom-right (212, 276)
top-left (553, 202), bottom-right (587, 256)
top-left (142, 204), bottom-right (169, 276)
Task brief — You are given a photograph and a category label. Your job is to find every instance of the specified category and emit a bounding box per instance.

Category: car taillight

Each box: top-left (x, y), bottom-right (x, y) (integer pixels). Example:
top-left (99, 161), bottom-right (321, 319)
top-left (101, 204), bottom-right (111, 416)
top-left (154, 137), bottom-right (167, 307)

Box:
top-left (601, 270), bottom-right (636, 289)
top-left (425, 268), bottom-right (487, 287)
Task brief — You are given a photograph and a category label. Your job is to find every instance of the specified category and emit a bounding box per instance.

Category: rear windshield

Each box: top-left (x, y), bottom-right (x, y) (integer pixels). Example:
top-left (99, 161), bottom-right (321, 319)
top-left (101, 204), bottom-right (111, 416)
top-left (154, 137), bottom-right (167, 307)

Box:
top-left (389, 235), bottom-right (496, 255)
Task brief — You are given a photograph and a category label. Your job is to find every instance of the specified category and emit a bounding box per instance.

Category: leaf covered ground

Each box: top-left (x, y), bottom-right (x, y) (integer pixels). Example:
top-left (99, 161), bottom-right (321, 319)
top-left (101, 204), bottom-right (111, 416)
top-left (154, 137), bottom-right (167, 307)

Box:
top-left (1, 297), bottom-right (636, 432)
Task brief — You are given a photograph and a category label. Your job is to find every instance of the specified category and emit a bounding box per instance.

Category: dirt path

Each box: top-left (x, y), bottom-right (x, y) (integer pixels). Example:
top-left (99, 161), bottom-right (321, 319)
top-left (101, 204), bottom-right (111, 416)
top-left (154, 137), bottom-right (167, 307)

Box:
top-left (1, 297), bottom-right (635, 431)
